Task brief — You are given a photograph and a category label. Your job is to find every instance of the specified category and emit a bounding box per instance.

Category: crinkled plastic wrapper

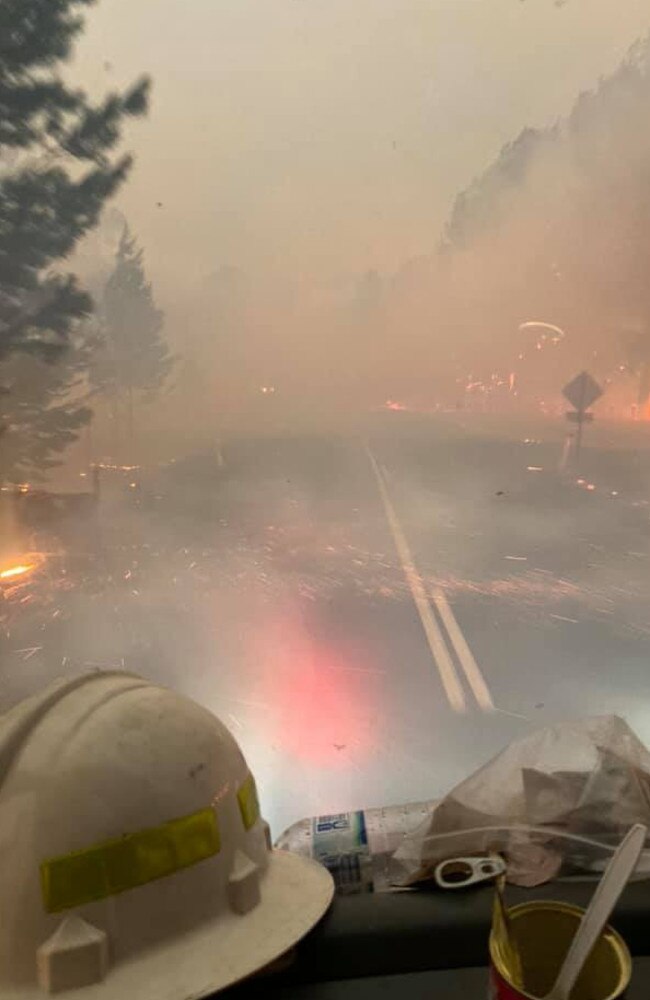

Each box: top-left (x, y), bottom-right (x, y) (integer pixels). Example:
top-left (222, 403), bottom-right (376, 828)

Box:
top-left (390, 716), bottom-right (650, 888)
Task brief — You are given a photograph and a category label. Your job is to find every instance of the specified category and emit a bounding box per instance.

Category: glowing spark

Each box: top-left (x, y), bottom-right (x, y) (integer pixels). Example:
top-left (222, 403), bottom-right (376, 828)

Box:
top-left (519, 320), bottom-right (566, 340)
top-left (493, 707), bottom-right (531, 722)
top-left (13, 646), bottom-right (43, 660)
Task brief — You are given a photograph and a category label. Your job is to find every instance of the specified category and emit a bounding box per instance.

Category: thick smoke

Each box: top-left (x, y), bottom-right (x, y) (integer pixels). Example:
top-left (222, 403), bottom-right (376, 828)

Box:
top-left (407, 34), bottom-right (650, 411)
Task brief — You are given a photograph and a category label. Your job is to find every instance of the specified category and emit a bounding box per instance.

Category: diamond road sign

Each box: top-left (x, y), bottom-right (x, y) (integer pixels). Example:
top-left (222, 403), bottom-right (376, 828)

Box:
top-left (562, 371), bottom-right (603, 413)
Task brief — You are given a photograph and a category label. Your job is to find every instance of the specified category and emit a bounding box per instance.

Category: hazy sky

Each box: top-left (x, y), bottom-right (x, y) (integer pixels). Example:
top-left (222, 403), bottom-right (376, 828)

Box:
top-left (72, 0), bottom-right (650, 306)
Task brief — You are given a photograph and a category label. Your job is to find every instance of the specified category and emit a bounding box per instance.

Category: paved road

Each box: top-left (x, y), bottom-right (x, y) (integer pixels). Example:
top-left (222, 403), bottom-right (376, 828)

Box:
top-left (2, 413), bottom-right (650, 838)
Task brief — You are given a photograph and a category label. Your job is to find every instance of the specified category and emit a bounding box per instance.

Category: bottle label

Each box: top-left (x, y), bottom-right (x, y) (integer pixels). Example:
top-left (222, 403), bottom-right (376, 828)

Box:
top-left (312, 811), bottom-right (372, 893)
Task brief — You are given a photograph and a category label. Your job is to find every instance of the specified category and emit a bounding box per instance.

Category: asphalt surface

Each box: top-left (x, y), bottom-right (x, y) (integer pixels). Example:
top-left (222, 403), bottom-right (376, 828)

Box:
top-left (3, 413), bottom-right (650, 839)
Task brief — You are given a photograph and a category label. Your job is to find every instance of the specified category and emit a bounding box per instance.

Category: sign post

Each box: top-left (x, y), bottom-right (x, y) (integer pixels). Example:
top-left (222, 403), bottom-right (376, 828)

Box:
top-left (562, 371), bottom-right (603, 463)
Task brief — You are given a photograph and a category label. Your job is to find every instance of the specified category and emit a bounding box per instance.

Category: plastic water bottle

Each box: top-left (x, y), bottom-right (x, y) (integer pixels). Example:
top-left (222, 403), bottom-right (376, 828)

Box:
top-left (275, 800), bottom-right (434, 894)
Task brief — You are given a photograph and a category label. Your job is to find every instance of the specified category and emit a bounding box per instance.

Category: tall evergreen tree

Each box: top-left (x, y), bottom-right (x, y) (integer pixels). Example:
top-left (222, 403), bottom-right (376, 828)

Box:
top-left (90, 225), bottom-right (173, 453)
top-left (0, 0), bottom-right (150, 474)
top-left (0, 325), bottom-right (97, 479)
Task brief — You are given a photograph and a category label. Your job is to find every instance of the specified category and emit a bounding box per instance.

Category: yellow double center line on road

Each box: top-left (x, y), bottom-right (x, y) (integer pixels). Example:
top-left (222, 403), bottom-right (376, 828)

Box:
top-left (366, 446), bottom-right (494, 714)
top-left (431, 587), bottom-right (494, 711)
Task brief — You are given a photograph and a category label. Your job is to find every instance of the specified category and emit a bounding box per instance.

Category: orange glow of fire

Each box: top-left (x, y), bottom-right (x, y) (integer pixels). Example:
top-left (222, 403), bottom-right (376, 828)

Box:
top-left (384, 399), bottom-right (407, 411)
top-left (0, 563), bottom-right (35, 581)
top-left (0, 552), bottom-right (45, 582)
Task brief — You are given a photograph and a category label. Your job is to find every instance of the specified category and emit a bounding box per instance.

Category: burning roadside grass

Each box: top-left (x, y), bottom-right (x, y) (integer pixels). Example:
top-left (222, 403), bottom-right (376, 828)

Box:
top-left (0, 552), bottom-right (51, 613)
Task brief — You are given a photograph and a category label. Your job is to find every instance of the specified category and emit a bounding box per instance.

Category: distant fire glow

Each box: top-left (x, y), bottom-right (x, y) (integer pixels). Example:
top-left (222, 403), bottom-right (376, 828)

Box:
top-left (1, 483), bottom-right (32, 494)
top-left (384, 399), bottom-right (407, 411)
top-left (94, 462), bottom-right (140, 472)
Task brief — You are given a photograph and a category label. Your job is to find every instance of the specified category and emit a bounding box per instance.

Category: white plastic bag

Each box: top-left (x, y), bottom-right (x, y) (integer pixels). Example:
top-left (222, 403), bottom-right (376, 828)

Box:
top-left (390, 716), bottom-right (650, 887)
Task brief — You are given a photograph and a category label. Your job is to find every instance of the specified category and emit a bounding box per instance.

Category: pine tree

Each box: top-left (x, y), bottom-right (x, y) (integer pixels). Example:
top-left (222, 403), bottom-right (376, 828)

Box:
top-left (0, 0), bottom-right (150, 473)
top-left (0, 325), bottom-right (97, 480)
top-left (91, 225), bottom-right (174, 453)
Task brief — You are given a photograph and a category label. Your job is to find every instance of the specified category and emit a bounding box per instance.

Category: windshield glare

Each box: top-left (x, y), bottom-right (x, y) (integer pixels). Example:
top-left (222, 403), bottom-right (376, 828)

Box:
top-left (2, 0), bottom-right (650, 843)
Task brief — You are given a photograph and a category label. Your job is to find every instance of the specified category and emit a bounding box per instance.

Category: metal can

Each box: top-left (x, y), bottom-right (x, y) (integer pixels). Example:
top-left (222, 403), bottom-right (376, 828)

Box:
top-left (489, 900), bottom-right (631, 1000)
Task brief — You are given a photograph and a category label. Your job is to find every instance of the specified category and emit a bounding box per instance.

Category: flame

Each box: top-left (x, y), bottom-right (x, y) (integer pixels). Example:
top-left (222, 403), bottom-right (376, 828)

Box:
top-left (0, 552), bottom-right (46, 582)
top-left (0, 563), bottom-right (35, 581)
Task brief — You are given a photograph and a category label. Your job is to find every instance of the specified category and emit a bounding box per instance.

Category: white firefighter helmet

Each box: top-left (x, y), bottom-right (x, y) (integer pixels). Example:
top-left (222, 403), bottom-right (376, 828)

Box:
top-left (0, 671), bottom-right (334, 999)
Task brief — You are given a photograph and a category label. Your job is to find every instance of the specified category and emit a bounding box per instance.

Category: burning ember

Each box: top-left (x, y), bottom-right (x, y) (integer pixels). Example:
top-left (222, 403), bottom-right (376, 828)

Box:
top-left (93, 463), bottom-right (140, 472)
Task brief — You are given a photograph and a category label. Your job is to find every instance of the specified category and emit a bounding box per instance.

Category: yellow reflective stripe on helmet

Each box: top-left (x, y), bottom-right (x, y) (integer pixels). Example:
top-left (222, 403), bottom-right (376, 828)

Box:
top-left (40, 807), bottom-right (220, 914)
top-left (237, 773), bottom-right (260, 831)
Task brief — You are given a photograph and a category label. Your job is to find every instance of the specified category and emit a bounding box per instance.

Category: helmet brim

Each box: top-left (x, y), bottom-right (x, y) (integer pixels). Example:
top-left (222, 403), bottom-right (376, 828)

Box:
top-left (7, 851), bottom-right (334, 1000)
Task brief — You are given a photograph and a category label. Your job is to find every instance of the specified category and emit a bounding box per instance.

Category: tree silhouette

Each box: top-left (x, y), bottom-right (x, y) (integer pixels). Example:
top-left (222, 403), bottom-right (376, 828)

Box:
top-left (0, 326), bottom-right (97, 480)
top-left (0, 0), bottom-right (150, 475)
top-left (91, 225), bottom-right (173, 454)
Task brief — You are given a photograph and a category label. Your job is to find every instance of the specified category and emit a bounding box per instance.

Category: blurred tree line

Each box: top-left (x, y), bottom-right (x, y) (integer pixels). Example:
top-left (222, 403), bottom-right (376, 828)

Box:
top-left (0, 0), bottom-right (172, 482)
top-left (432, 32), bottom-right (650, 410)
